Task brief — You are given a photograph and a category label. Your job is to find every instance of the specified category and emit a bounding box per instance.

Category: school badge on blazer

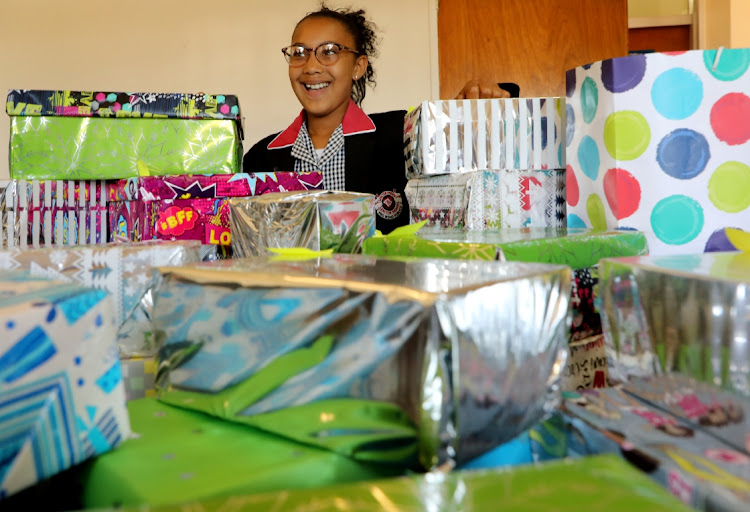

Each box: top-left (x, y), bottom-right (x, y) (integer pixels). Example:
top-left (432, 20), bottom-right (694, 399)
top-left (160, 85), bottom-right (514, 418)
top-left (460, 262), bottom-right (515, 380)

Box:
top-left (375, 189), bottom-right (403, 220)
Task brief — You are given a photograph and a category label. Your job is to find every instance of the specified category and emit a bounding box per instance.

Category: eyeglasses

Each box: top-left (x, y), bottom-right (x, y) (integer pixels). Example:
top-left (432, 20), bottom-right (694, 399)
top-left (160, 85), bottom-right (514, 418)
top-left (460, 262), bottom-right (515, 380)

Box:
top-left (281, 43), bottom-right (360, 67)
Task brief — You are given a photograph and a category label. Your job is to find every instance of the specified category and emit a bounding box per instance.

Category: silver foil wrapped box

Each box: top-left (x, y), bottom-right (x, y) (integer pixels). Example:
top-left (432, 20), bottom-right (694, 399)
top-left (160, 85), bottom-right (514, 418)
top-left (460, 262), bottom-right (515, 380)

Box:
top-left (151, 255), bottom-right (571, 468)
top-left (229, 190), bottom-right (376, 256)
top-left (598, 251), bottom-right (750, 395)
top-left (404, 98), bottom-right (565, 178)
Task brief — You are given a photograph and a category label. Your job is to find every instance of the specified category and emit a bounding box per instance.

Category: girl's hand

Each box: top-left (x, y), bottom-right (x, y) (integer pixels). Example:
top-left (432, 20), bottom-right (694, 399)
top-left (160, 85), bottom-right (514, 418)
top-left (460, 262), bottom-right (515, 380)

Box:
top-left (455, 79), bottom-right (511, 99)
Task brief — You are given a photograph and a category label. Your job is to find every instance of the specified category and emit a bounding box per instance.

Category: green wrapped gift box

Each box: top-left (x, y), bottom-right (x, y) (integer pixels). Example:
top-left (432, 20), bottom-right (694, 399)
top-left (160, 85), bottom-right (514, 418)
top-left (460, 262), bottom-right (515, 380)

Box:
top-left (111, 455), bottom-right (691, 512)
top-left (9, 116), bottom-right (241, 179)
top-left (74, 398), bottom-right (405, 508)
top-left (362, 228), bottom-right (648, 269)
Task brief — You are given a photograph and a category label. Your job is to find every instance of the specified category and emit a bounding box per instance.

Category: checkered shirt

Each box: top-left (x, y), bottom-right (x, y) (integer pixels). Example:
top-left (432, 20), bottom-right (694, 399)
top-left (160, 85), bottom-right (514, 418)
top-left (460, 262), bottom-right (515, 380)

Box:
top-left (291, 122), bottom-right (346, 190)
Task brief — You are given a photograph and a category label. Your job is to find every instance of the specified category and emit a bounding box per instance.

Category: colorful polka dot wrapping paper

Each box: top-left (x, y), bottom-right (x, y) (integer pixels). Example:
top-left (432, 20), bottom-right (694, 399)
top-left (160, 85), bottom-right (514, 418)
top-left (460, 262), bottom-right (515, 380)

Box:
top-left (566, 49), bottom-right (750, 255)
top-left (0, 272), bottom-right (130, 500)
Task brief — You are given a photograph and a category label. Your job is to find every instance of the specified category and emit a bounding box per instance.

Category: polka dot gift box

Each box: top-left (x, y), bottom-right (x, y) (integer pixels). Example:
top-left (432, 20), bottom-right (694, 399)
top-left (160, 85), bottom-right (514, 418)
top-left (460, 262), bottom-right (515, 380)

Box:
top-left (566, 49), bottom-right (750, 255)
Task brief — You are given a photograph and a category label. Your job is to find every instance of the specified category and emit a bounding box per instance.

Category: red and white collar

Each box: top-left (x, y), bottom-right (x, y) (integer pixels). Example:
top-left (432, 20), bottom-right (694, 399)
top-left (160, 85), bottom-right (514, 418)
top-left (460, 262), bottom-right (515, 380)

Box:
top-left (267, 99), bottom-right (376, 149)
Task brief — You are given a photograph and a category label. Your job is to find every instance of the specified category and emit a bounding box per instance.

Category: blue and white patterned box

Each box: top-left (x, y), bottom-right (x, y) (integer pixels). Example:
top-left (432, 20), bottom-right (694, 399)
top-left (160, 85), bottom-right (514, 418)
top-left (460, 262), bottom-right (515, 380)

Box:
top-left (0, 272), bottom-right (130, 499)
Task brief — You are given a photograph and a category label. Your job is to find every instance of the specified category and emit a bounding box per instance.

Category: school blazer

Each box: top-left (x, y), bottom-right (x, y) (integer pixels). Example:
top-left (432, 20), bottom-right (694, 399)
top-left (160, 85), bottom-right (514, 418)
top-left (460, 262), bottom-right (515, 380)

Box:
top-left (243, 107), bottom-right (409, 234)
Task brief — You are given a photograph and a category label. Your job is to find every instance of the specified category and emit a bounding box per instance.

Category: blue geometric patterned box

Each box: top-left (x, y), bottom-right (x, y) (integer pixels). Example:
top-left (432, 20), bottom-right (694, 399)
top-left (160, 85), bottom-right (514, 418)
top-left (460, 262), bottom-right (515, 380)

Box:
top-left (0, 272), bottom-right (130, 499)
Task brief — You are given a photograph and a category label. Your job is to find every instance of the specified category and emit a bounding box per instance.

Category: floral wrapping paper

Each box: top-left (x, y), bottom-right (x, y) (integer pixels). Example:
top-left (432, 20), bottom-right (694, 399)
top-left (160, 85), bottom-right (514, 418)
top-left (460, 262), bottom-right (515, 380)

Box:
top-left (1, 180), bottom-right (108, 248)
top-left (404, 169), bottom-right (566, 232)
top-left (0, 272), bottom-right (130, 499)
top-left (0, 241), bottom-right (202, 357)
top-left (564, 375), bottom-right (750, 511)
top-left (229, 190), bottom-right (376, 256)
top-left (108, 173), bottom-right (323, 247)
top-left (404, 98), bottom-right (565, 178)
top-left (9, 117), bottom-right (241, 180)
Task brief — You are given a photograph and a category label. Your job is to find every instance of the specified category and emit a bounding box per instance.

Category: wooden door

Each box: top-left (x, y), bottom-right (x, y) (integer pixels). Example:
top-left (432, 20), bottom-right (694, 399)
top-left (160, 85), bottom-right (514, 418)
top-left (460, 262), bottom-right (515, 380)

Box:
top-left (438, 0), bottom-right (629, 98)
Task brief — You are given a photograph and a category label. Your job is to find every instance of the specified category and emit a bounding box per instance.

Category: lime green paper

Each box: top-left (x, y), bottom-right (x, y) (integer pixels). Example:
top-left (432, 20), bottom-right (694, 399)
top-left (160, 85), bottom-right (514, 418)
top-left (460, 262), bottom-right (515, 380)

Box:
top-left (363, 228), bottom-right (648, 269)
top-left (159, 335), bottom-right (418, 467)
top-left (114, 455), bottom-right (692, 512)
top-left (9, 116), bottom-right (241, 179)
top-left (78, 398), bottom-right (405, 508)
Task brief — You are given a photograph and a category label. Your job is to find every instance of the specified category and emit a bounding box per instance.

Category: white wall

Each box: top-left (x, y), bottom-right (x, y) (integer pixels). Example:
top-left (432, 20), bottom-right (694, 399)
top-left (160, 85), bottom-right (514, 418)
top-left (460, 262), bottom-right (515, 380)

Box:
top-left (0, 0), bottom-right (436, 179)
top-left (628, 0), bottom-right (690, 17)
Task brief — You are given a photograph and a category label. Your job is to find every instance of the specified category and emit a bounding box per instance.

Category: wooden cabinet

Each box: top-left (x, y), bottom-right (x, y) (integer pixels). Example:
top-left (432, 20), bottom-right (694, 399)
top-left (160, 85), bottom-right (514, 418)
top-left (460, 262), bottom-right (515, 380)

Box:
top-left (438, 0), bottom-right (629, 98)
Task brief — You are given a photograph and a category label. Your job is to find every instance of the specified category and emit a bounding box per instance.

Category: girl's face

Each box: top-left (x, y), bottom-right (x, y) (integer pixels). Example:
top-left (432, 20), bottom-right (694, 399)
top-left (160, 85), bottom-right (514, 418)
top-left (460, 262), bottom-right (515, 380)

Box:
top-left (289, 17), bottom-right (368, 123)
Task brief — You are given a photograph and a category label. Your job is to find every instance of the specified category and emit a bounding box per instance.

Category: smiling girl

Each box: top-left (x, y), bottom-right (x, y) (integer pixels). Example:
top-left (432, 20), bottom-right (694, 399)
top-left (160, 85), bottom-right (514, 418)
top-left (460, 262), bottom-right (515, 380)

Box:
top-left (243, 4), bottom-right (508, 233)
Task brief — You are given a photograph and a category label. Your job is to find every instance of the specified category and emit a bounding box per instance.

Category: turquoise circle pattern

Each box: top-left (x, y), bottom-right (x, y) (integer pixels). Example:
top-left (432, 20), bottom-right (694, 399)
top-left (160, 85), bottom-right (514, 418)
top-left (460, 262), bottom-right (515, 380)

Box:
top-left (703, 49), bottom-right (750, 81)
top-left (650, 195), bottom-right (705, 245)
top-left (651, 68), bottom-right (703, 120)
top-left (577, 135), bottom-right (600, 180)
top-left (581, 77), bottom-right (598, 124)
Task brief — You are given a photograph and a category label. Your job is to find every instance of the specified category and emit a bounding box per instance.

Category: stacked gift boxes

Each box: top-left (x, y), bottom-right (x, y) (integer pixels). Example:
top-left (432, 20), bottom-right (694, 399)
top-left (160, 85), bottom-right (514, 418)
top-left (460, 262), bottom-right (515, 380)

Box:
top-left (565, 49), bottom-right (750, 256)
top-left (362, 228), bottom-right (649, 391)
top-left (108, 172), bottom-right (324, 249)
top-left (403, 98), bottom-right (566, 231)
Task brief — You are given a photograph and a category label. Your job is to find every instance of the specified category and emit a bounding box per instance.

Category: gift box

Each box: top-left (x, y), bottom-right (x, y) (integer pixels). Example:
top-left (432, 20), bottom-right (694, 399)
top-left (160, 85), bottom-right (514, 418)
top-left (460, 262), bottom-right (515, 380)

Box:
top-left (229, 190), bottom-right (376, 256)
top-left (0, 241), bottom-right (202, 357)
top-left (565, 49), bottom-right (750, 255)
top-left (362, 228), bottom-right (648, 347)
top-left (564, 379), bottom-right (750, 511)
top-left (1, 179), bottom-right (107, 248)
top-left (404, 98), bottom-right (565, 178)
top-left (76, 398), bottom-right (403, 508)
top-left (405, 169), bottom-right (566, 231)
top-left (7, 90), bottom-right (243, 180)
top-left (108, 173), bottom-right (323, 247)
top-left (96, 455), bottom-right (691, 512)
top-left (152, 255), bottom-right (571, 468)
top-left (120, 357), bottom-right (157, 402)
top-left (598, 251), bottom-right (750, 394)
top-left (0, 272), bottom-right (130, 499)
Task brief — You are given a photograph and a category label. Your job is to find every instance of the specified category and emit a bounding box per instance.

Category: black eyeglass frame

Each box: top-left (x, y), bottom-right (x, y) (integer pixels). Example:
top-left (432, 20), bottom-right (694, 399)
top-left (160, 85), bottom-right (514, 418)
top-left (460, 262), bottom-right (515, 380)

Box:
top-left (281, 42), bottom-right (361, 67)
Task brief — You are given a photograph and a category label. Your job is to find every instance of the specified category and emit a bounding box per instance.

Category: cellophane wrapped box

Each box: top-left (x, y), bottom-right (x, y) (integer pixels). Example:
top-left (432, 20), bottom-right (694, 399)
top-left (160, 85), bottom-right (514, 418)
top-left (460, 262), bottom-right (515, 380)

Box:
top-left (6, 89), bottom-right (243, 179)
top-left (598, 251), bottom-right (750, 395)
top-left (229, 190), bottom-right (376, 256)
top-left (1, 179), bottom-right (107, 248)
top-left (404, 98), bottom-right (565, 177)
top-left (90, 455), bottom-right (691, 512)
top-left (152, 255), bottom-right (571, 469)
top-left (405, 169), bottom-right (566, 231)
top-left (564, 375), bottom-right (750, 511)
top-left (0, 272), bottom-right (130, 499)
top-left (108, 172), bottom-right (323, 247)
top-left (362, 228), bottom-right (649, 390)
top-left (0, 241), bottom-right (202, 357)
top-left (565, 49), bottom-right (750, 255)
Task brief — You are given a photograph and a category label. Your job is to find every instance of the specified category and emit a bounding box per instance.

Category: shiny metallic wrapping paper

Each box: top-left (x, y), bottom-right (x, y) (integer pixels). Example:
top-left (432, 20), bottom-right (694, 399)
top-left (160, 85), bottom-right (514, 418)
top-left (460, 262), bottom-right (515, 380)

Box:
top-left (152, 255), bottom-right (571, 468)
top-left (404, 98), bottom-right (565, 178)
top-left (598, 252), bottom-right (750, 395)
top-left (229, 190), bottom-right (376, 256)
top-left (0, 240), bottom-right (202, 356)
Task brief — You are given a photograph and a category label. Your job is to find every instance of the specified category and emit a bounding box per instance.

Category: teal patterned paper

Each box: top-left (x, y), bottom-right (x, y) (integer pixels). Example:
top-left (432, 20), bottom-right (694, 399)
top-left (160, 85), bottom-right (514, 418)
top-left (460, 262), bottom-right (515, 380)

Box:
top-left (0, 272), bottom-right (130, 499)
top-left (9, 116), bottom-right (241, 180)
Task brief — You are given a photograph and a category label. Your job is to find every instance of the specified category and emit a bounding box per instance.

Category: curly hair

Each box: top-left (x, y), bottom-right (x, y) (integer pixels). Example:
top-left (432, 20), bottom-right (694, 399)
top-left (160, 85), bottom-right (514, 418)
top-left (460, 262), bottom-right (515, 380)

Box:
top-left (298, 3), bottom-right (379, 105)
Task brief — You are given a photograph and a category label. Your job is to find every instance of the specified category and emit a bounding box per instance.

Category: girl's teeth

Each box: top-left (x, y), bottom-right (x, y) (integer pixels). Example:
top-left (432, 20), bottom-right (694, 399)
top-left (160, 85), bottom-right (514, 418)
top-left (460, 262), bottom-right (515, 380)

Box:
top-left (306, 83), bottom-right (329, 90)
